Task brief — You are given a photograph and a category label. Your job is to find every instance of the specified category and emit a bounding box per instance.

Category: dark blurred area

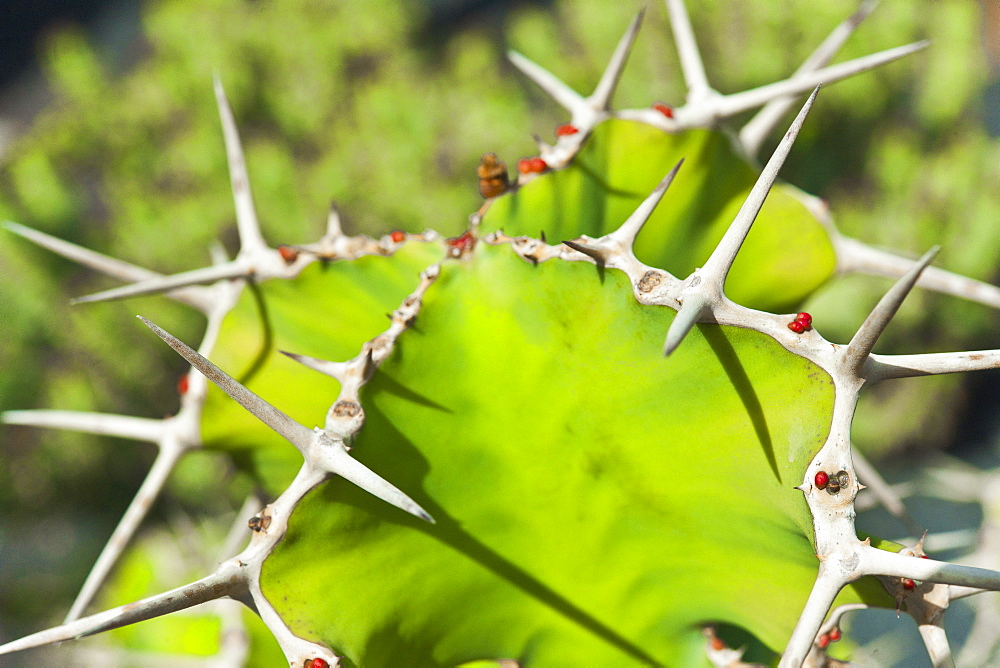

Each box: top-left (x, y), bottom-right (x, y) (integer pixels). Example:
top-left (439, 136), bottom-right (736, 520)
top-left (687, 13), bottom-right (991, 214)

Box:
top-left (0, 1), bottom-right (112, 85)
top-left (0, 0), bottom-right (145, 151)
top-left (414, 0), bottom-right (554, 47)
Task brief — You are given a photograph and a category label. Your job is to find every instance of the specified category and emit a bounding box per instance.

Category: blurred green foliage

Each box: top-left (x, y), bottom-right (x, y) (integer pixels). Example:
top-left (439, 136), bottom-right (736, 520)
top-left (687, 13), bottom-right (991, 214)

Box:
top-left (0, 0), bottom-right (997, 658)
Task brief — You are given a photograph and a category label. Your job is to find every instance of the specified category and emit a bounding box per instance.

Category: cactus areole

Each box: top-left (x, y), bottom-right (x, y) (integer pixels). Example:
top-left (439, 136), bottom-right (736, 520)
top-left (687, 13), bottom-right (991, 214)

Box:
top-left (3, 1), bottom-right (1000, 667)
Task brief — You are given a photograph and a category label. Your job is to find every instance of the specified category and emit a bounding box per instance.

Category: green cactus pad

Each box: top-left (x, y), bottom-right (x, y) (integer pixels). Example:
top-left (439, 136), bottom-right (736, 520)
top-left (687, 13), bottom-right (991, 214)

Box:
top-left (200, 242), bottom-right (888, 664)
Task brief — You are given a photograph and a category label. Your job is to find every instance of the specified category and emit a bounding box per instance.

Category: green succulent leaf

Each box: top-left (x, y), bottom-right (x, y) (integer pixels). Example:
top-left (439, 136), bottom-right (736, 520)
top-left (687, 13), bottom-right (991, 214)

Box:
top-left (204, 243), bottom-right (889, 665)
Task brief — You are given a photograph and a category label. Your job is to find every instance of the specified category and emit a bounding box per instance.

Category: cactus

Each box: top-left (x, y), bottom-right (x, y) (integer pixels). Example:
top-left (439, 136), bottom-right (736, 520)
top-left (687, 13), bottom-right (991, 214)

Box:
top-left (2, 0), bottom-right (999, 665)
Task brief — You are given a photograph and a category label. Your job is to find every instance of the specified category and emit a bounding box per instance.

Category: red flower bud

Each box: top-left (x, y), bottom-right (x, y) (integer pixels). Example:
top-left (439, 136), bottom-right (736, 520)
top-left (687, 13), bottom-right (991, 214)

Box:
top-left (652, 102), bottom-right (674, 118)
top-left (278, 245), bottom-right (299, 264)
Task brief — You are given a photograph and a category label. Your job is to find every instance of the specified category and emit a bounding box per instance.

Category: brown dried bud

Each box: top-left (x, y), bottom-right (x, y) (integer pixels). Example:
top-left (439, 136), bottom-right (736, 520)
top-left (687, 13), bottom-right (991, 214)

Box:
top-left (477, 153), bottom-right (509, 198)
top-left (333, 400), bottom-right (362, 418)
top-left (637, 270), bottom-right (664, 293)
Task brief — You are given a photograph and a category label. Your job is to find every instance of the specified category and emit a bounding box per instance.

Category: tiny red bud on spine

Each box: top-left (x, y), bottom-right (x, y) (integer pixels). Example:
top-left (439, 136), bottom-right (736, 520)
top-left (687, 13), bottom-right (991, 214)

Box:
top-left (555, 123), bottom-right (579, 136)
top-left (902, 578), bottom-right (916, 590)
top-left (446, 230), bottom-right (476, 256)
top-left (390, 230), bottom-right (405, 243)
top-left (817, 633), bottom-right (830, 649)
top-left (652, 102), bottom-right (674, 118)
top-left (829, 627), bottom-right (841, 642)
top-left (177, 375), bottom-right (189, 395)
top-left (796, 312), bottom-right (812, 327)
top-left (788, 320), bottom-right (806, 333)
top-left (518, 157), bottom-right (548, 174)
top-left (278, 245), bottom-right (299, 263)
top-left (814, 471), bottom-right (829, 489)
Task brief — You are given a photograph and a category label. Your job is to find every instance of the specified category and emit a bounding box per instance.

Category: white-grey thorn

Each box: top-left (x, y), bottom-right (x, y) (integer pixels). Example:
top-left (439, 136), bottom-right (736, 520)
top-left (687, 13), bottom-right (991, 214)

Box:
top-left (706, 41), bottom-right (927, 124)
top-left (0, 561), bottom-right (246, 656)
top-left (239, 466), bottom-right (341, 665)
top-left (3, 458), bottom-right (335, 662)
top-left (662, 292), bottom-right (710, 356)
top-left (559, 161), bottom-right (685, 273)
top-left (917, 619), bottom-right (955, 668)
top-left (834, 235), bottom-right (1000, 309)
top-left (617, 39), bottom-right (926, 131)
top-left (589, 8), bottom-right (645, 113)
top-left (663, 89), bottom-right (817, 356)
top-left (62, 441), bottom-right (190, 623)
top-left (209, 239), bottom-right (230, 265)
top-left (778, 570), bottom-right (847, 668)
top-left (843, 246), bottom-right (939, 377)
top-left (298, 203), bottom-right (353, 258)
top-left (311, 430), bottom-right (433, 523)
top-left (71, 81), bottom-right (389, 305)
top-left (819, 602), bottom-right (868, 639)
top-left (486, 232), bottom-right (562, 266)
top-left (2, 221), bottom-right (216, 311)
top-left (281, 350), bottom-right (350, 382)
top-left (804, 602), bottom-right (870, 665)
top-left (739, 0), bottom-right (879, 157)
top-left (1, 408), bottom-right (188, 619)
top-left (362, 265), bottom-right (439, 369)
top-left (141, 316), bottom-right (431, 522)
top-left (140, 316), bottom-right (316, 454)
top-left (1, 410), bottom-right (165, 441)
top-left (507, 50), bottom-right (586, 118)
top-left (3, 412), bottom-right (198, 625)
top-left (607, 159), bottom-right (684, 251)
top-left (860, 547), bottom-right (1000, 590)
top-left (702, 87), bottom-right (818, 285)
top-left (421, 263), bottom-right (440, 283)
top-left (784, 547), bottom-right (1000, 667)
top-left (533, 133), bottom-right (553, 156)
top-left (71, 261), bottom-right (250, 304)
top-left (664, 0), bottom-right (714, 104)
top-left (5, 274), bottom-right (234, 623)
top-left (326, 202), bottom-right (344, 238)
top-left (297, 267), bottom-right (439, 506)
top-left (507, 11), bottom-right (643, 170)
top-left (361, 348), bottom-right (377, 381)
top-left (513, 236), bottom-right (549, 265)
top-left (214, 74), bottom-right (267, 256)
top-left (866, 349), bottom-right (1000, 382)
top-left (561, 239), bottom-right (605, 264)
